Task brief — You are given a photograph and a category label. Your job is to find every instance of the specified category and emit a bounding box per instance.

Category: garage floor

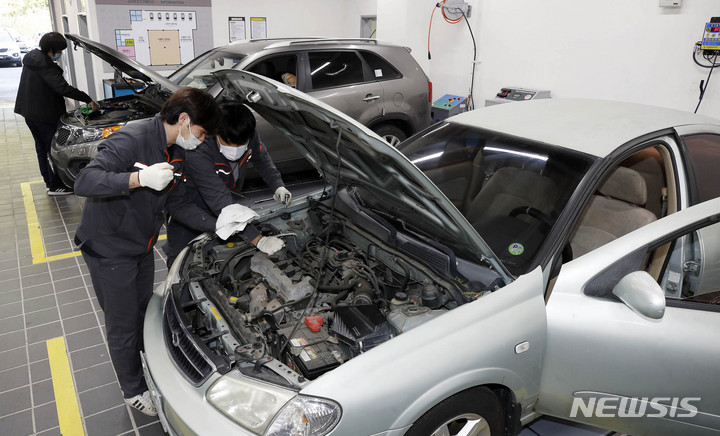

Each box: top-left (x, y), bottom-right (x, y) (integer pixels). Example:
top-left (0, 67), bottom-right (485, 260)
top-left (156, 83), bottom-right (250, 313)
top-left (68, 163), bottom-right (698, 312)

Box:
top-left (0, 78), bottom-right (611, 435)
top-left (0, 107), bottom-right (165, 435)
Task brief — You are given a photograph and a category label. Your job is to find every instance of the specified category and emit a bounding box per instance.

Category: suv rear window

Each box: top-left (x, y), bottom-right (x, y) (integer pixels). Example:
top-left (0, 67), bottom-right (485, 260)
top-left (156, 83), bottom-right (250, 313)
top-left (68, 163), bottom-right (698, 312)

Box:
top-left (308, 51), bottom-right (364, 90)
top-left (359, 51), bottom-right (402, 81)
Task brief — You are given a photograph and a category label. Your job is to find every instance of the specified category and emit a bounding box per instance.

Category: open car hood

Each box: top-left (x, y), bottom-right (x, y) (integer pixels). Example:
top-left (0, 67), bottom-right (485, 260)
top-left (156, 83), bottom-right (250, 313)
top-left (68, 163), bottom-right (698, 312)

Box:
top-left (65, 34), bottom-right (179, 92)
top-left (214, 69), bottom-right (511, 280)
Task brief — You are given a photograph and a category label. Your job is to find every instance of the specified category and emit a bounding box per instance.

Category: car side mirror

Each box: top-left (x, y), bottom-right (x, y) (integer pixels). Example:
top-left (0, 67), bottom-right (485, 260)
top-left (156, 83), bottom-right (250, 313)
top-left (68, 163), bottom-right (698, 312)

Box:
top-left (612, 271), bottom-right (666, 319)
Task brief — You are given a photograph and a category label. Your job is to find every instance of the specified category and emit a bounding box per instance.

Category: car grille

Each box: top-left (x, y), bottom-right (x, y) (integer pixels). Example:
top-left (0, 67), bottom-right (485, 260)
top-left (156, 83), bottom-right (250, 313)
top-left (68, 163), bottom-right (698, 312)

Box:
top-left (162, 291), bottom-right (216, 386)
top-left (55, 127), bottom-right (71, 146)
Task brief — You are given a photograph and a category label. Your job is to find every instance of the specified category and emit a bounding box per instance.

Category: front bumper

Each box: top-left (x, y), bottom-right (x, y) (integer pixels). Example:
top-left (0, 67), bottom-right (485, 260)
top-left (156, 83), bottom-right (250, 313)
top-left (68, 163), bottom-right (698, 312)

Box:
top-left (49, 131), bottom-right (99, 188)
top-left (142, 293), bottom-right (255, 436)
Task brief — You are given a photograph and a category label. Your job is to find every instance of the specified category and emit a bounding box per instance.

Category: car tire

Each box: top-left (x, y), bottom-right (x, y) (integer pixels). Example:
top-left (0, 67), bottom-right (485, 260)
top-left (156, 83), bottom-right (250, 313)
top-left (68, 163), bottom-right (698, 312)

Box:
top-left (405, 387), bottom-right (505, 436)
top-left (373, 124), bottom-right (406, 147)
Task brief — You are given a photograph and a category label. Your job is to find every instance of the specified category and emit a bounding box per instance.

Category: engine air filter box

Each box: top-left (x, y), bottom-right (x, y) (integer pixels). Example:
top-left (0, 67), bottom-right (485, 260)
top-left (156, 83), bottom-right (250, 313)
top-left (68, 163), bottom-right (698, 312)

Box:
top-left (331, 305), bottom-right (392, 356)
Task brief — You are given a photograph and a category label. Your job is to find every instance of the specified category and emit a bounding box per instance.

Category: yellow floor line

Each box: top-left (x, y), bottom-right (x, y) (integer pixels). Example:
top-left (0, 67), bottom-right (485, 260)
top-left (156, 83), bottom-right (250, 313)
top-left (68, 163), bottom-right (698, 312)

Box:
top-left (47, 337), bottom-right (85, 436)
top-left (21, 181), bottom-right (166, 264)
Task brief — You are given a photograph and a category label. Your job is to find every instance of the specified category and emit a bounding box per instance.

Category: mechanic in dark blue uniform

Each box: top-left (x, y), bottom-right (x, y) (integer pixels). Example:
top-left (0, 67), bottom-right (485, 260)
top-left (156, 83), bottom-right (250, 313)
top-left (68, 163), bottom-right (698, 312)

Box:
top-left (165, 103), bottom-right (290, 267)
top-left (73, 88), bottom-right (219, 416)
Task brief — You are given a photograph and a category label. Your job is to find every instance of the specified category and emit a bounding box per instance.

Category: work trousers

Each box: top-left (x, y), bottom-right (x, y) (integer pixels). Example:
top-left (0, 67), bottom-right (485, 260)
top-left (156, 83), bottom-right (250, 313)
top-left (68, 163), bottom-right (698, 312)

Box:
top-left (25, 119), bottom-right (64, 189)
top-left (81, 249), bottom-right (154, 398)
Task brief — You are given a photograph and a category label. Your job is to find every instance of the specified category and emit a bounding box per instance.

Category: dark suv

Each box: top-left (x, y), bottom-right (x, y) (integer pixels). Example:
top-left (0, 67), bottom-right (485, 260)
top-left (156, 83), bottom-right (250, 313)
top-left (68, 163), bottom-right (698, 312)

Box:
top-left (50, 35), bottom-right (433, 186)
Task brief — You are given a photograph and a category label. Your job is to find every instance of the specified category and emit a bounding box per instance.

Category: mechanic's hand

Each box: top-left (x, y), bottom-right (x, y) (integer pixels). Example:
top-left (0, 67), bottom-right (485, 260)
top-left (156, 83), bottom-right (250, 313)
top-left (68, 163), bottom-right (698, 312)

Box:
top-left (90, 101), bottom-right (99, 112)
top-left (255, 236), bottom-right (285, 255)
top-left (273, 186), bottom-right (292, 205)
top-left (138, 162), bottom-right (174, 191)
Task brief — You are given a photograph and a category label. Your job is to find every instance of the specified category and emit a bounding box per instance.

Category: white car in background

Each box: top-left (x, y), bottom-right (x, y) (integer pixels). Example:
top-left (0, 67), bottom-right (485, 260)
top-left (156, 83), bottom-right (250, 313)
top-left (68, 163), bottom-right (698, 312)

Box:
top-left (0, 28), bottom-right (22, 67)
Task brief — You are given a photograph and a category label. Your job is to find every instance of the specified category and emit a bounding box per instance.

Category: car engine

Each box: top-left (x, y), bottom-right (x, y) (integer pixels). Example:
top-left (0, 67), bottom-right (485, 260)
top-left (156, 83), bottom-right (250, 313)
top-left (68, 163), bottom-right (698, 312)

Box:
top-left (170, 203), bottom-right (469, 387)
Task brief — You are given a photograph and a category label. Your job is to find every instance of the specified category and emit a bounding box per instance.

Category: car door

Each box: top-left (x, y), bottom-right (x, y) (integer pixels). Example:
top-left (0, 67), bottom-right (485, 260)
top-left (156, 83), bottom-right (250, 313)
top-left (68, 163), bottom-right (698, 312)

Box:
top-left (536, 198), bottom-right (720, 435)
top-left (304, 50), bottom-right (384, 127)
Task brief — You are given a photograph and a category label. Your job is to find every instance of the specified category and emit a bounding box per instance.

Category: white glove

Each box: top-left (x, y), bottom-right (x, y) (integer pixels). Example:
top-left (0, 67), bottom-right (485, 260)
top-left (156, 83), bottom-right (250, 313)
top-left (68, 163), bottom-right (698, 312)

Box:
top-left (215, 203), bottom-right (260, 240)
top-left (138, 162), bottom-right (174, 191)
top-left (256, 236), bottom-right (285, 255)
top-left (273, 186), bottom-right (292, 205)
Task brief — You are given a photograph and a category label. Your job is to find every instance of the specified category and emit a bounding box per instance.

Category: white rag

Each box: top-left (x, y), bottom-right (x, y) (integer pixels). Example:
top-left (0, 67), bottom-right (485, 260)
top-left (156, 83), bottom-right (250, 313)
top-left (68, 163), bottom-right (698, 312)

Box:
top-left (215, 203), bottom-right (260, 240)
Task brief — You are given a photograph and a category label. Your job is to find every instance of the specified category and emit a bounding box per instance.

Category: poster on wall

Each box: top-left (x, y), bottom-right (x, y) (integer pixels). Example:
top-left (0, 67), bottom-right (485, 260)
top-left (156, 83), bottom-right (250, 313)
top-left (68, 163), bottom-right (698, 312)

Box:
top-left (95, 0), bottom-right (213, 72)
top-left (229, 17), bottom-right (246, 42)
top-left (251, 17), bottom-right (267, 39)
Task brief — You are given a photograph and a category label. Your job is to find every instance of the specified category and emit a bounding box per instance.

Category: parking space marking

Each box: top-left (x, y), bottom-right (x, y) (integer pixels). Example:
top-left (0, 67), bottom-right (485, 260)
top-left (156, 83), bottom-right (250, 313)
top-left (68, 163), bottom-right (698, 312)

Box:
top-left (47, 336), bottom-right (85, 436)
top-left (21, 181), bottom-right (166, 264)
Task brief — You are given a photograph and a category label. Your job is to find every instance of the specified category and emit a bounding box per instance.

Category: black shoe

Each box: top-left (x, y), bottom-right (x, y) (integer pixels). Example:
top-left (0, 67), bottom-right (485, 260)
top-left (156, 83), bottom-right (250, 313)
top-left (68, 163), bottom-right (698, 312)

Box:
top-left (48, 187), bottom-right (74, 196)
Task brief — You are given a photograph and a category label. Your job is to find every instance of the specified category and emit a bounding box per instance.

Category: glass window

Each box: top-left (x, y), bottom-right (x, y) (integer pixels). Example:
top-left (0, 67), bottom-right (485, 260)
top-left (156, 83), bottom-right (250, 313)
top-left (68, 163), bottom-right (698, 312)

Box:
top-left (359, 51), bottom-right (401, 81)
top-left (398, 123), bottom-right (595, 276)
top-left (683, 134), bottom-right (720, 203)
top-left (247, 55), bottom-right (298, 86)
top-left (308, 51), bottom-right (364, 90)
top-left (169, 50), bottom-right (245, 89)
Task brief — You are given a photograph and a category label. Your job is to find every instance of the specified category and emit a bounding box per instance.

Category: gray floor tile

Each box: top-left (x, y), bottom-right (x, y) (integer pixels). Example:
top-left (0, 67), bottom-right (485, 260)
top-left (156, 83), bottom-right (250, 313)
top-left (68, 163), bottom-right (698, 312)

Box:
top-left (27, 341), bottom-right (49, 363)
top-left (26, 321), bottom-right (63, 344)
top-left (62, 312), bottom-right (100, 335)
top-left (0, 366), bottom-right (29, 392)
top-left (0, 259), bottom-right (18, 271)
top-left (59, 300), bottom-right (93, 319)
top-left (49, 266), bottom-right (81, 281)
top-left (0, 278), bottom-right (20, 292)
top-left (23, 295), bottom-right (58, 313)
top-left (129, 405), bottom-right (160, 427)
top-left (22, 283), bottom-right (55, 300)
top-left (53, 277), bottom-right (86, 294)
top-left (0, 409), bottom-right (33, 436)
top-left (19, 263), bottom-right (49, 276)
top-left (66, 327), bottom-right (104, 352)
top-left (84, 405), bottom-right (134, 436)
top-left (36, 426), bottom-right (61, 436)
top-left (79, 382), bottom-right (124, 416)
top-left (0, 268), bottom-right (19, 282)
top-left (31, 379), bottom-right (56, 407)
top-left (138, 422), bottom-right (166, 436)
top-left (0, 346), bottom-right (27, 372)
top-left (48, 257), bottom-right (79, 270)
top-left (0, 290), bottom-right (21, 305)
top-left (29, 359), bottom-right (51, 383)
top-left (0, 313), bottom-right (23, 333)
top-left (20, 273), bottom-right (51, 287)
top-left (75, 362), bottom-right (117, 393)
top-left (0, 386), bottom-right (31, 416)
top-left (0, 330), bottom-right (25, 352)
top-left (24, 307), bottom-right (60, 328)
top-left (56, 288), bottom-right (89, 306)
top-left (34, 401), bottom-right (59, 432)
top-left (70, 344), bottom-right (111, 372)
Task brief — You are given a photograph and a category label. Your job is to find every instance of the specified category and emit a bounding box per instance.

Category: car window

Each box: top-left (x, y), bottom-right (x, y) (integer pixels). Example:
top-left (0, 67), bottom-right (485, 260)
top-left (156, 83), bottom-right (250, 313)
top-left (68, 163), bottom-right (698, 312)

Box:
top-left (0, 31), bottom-right (13, 43)
top-left (359, 51), bottom-right (402, 81)
top-left (681, 134), bottom-right (720, 204)
top-left (399, 122), bottom-right (594, 276)
top-left (247, 54), bottom-right (298, 87)
top-left (308, 51), bottom-right (364, 90)
top-left (169, 50), bottom-right (245, 89)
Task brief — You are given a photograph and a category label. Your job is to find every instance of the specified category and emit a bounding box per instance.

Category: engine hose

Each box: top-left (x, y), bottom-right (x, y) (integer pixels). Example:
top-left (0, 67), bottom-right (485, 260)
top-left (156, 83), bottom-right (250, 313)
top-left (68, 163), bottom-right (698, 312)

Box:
top-left (394, 257), bottom-right (410, 295)
top-left (318, 278), bottom-right (359, 292)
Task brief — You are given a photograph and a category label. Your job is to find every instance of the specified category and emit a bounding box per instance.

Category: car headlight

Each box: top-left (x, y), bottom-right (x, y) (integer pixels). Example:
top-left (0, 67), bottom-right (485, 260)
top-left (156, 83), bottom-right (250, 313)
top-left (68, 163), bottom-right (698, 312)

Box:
top-left (266, 396), bottom-right (342, 436)
top-left (63, 125), bottom-right (123, 146)
top-left (206, 375), bottom-right (296, 433)
top-left (157, 246), bottom-right (187, 296)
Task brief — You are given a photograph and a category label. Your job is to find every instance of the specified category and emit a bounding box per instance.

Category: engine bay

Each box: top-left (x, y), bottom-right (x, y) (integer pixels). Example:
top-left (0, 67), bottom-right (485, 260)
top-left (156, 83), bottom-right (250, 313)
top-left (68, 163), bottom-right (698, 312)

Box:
top-left (60, 85), bottom-right (167, 127)
top-left (170, 199), bottom-right (494, 387)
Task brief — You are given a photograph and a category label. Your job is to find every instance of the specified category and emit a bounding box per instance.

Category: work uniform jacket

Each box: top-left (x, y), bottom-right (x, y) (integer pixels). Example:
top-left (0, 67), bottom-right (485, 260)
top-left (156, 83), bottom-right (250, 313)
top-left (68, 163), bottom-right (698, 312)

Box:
top-left (14, 49), bottom-right (93, 124)
top-left (74, 115), bottom-right (216, 258)
top-left (165, 132), bottom-right (284, 261)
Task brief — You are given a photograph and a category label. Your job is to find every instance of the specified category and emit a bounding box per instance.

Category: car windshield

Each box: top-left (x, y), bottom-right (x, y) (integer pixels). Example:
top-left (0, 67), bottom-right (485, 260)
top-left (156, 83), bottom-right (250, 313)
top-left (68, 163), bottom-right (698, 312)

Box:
top-left (0, 31), bottom-right (14, 43)
top-left (399, 122), bottom-right (595, 275)
top-left (169, 50), bottom-right (246, 89)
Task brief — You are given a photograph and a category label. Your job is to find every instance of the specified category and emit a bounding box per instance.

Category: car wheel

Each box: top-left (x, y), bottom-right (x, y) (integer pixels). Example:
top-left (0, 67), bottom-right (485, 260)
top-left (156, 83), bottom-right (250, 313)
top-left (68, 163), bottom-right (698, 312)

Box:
top-left (373, 124), bottom-right (406, 147)
top-left (405, 388), bottom-right (505, 436)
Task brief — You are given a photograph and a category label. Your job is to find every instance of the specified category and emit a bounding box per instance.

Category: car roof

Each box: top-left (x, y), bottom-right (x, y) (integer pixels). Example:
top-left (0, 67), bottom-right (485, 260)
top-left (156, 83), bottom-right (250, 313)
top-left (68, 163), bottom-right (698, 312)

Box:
top-left (449, 99), bottom-right (720, 158)
top-left (218, 37), bottom-right (407, 55)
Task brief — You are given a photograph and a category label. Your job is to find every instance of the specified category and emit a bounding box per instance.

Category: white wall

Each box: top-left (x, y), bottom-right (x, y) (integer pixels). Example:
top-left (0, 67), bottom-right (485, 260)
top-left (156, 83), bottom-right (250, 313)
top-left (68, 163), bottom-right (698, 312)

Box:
top-left (379, 0), bottom-right (720, 116)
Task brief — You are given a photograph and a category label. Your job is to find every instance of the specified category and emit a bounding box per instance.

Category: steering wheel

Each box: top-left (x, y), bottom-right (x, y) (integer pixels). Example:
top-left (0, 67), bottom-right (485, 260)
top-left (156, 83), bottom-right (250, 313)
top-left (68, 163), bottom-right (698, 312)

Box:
top-left (509, 206), bottom-right (554, 228)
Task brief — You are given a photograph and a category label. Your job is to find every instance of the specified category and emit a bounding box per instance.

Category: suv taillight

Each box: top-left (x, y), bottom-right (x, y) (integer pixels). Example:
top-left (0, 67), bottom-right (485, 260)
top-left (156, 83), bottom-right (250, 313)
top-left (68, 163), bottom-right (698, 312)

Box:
top-left (428, 82), bottom-right (433, 103)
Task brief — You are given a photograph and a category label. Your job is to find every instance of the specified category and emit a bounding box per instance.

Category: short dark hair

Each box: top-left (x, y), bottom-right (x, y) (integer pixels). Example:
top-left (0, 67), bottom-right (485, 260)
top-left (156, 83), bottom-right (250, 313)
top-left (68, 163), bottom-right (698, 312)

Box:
top-left (160, 88), bottom-right (219, 133)
top-left (39, 32), bottom-right (68, 54)
top-left (217, 103), bottom-right (256, 145)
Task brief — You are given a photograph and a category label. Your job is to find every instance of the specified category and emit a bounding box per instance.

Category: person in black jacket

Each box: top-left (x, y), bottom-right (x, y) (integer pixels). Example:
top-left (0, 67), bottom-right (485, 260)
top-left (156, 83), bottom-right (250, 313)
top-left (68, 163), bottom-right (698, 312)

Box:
top-left (165, 103), bottom-right (290, 267)
top-left (14, 32), bottom-right (98, 195)
top-left (74, 88), bottom-right (219, 416)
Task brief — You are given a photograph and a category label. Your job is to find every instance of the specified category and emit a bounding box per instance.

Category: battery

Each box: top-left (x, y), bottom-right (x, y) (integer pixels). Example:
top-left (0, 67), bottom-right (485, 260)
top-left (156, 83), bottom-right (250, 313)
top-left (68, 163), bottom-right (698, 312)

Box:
top-left (279, 322), bottom-right (342, 380)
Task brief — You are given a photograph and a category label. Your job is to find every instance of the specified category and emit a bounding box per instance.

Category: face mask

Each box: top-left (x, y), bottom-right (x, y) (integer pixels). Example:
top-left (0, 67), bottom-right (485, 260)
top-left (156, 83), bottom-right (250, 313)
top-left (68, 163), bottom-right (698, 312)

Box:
top-left (51, 52), bottom-right (62, 62)
top-left (220, 144), bottom-right (248, 161)
top-left (175, 120), bottom-right (202, 150)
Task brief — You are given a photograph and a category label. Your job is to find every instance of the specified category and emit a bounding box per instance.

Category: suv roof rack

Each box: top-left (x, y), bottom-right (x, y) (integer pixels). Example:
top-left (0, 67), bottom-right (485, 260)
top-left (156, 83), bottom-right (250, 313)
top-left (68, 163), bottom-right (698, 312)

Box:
top-left (263, 38), bottom-right (381, 49)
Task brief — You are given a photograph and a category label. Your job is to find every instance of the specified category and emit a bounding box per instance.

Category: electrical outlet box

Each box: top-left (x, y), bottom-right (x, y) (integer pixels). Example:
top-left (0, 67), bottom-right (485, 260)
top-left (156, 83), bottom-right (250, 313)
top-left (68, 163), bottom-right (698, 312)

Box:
top-left (442, 0), bottom-right (471, 19)
top-left (659, 0), bottom-right (681, 7)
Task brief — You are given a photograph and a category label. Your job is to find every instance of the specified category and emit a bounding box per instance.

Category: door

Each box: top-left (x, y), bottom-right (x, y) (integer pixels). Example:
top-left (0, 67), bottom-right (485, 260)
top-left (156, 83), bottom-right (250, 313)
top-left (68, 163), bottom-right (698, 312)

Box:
top-left (537, 198), bottom-right (720, 435)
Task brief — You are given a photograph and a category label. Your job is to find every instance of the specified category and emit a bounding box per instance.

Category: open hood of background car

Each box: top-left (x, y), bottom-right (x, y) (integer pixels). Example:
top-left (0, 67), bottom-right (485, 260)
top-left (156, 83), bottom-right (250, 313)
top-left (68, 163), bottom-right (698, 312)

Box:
top-left (214, 69), bottom-right (511, 281)
top-left (65, 33), bottom-right (179, 92)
